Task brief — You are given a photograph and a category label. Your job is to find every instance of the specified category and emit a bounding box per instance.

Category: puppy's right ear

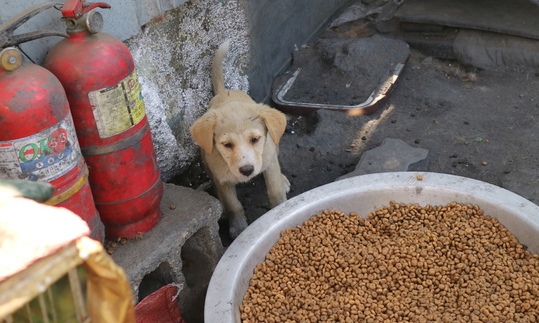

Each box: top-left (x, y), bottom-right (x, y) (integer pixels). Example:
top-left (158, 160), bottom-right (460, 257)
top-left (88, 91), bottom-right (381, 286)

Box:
top-left (190, 111), bottom-right (217, 154)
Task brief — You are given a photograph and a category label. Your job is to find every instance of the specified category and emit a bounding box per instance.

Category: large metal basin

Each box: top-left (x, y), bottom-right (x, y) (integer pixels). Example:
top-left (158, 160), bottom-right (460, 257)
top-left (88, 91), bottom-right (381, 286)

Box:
top-left (205, 172), bottom-right (539, 322)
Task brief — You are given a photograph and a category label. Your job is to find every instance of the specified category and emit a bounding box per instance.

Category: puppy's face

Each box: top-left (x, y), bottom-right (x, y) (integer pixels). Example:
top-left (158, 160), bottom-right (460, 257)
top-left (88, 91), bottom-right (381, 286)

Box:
top-left (190, 98), bottom-right (287, 184)
top-left (213, 111), bottom-right (267, 182)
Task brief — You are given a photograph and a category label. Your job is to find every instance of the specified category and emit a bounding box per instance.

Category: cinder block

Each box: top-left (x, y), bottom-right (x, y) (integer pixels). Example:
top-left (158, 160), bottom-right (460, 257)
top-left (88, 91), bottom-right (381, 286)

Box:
top-left (111, 183), bottom-right (224, 323)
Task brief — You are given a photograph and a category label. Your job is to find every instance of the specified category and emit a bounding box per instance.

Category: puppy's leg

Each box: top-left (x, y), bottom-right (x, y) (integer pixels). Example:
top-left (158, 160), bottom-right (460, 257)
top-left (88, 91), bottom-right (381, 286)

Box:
top-left (263, 155), bottom-right (290, 207)
top-left (213, 180), bottom-right (248, 239)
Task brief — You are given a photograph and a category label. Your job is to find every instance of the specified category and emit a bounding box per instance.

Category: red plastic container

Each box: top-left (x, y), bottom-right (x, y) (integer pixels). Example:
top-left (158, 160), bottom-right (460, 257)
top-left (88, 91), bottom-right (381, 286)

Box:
top-left (0, 48), bottom-right (104, 241)
top-left (44, 1), bottom-right (162, 239)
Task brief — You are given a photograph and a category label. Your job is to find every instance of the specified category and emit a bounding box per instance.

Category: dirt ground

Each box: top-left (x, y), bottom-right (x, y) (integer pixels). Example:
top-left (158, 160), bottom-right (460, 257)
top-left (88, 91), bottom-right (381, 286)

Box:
top-left (174, 23), bottom-right (539, 247)
top-left (177, 49), bottom-right (539, 246)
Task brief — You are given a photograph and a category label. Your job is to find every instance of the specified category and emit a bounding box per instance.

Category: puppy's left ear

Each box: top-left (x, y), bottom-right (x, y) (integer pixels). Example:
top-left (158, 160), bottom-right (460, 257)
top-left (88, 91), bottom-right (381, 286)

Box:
top-left (258, 104), bottom-right (287, 145)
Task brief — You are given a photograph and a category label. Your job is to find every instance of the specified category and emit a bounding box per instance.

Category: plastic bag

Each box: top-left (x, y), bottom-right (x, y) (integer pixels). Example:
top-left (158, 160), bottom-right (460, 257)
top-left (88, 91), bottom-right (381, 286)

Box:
top-left (135, 284), bottom-right (185, 323)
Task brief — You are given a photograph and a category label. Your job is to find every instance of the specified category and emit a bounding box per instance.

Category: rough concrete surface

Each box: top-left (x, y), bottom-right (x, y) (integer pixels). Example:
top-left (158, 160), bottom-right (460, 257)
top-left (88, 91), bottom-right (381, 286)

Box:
top-left (276, 48), bottom-right (539, 215)
top-left (127, 0), bottom-right (251, 181)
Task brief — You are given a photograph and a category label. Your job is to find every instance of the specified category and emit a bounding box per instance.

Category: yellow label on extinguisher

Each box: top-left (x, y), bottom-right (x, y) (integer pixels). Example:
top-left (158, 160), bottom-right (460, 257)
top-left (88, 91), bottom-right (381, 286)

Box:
top-left (89, 70), bottom-right (147, 138)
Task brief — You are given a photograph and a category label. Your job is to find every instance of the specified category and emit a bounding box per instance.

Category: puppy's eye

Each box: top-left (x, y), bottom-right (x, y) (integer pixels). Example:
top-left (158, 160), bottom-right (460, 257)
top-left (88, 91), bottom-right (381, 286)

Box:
top-left (251, 137), bottom-right (260, 145)
top-left (223, 142), bottom-right (234, 149)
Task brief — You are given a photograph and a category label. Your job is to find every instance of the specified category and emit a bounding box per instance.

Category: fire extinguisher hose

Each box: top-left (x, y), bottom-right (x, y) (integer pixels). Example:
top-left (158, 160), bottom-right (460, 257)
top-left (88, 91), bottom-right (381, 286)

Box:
top-left (44, 168), bottom-right (89, 206)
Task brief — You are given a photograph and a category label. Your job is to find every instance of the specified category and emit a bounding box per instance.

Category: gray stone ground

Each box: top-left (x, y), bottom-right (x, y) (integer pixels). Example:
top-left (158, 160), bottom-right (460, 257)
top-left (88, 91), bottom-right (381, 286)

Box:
top-left (167, 55), bottom-right (539, 316)
top-left (337, 137), bottom-right (429, 180)
top-left (175, 45), bottom-right (539, 247)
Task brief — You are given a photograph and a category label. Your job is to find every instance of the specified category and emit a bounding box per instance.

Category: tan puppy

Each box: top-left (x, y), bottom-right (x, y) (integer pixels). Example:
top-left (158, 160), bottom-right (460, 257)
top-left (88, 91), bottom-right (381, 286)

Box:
top-left (190, 40), bottom-right (290, 239)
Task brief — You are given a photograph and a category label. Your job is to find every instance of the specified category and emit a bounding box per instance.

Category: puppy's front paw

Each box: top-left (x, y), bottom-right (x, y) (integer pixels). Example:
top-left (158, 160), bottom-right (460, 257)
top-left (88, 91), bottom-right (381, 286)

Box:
top-left (282, 174), bottom-right (291, 193)
top-left (229, 216), bottom-right (248, 240)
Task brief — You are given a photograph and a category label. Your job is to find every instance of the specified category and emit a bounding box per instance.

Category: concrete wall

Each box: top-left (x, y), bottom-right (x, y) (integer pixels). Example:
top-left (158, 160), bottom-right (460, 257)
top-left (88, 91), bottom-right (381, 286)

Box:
top-left (0, 0), bottom-right (180, 64)
top-left (1, 0), bottom-right (353, 180)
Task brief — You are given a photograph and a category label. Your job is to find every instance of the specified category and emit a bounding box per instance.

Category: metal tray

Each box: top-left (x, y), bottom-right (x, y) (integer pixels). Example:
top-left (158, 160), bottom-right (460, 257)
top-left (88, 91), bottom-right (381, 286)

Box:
top-left (272, 36), bottom-right (410, 116)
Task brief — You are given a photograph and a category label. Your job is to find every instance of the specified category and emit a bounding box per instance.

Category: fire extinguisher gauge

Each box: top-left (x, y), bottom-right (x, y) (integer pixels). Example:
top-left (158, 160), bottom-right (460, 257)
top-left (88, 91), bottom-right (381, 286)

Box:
top-left (85, 10), bottom-right (104, 34)
top-left (0, 47), bottom-right (23, 71)
top-left (64, 10), bottom-right (104, 34)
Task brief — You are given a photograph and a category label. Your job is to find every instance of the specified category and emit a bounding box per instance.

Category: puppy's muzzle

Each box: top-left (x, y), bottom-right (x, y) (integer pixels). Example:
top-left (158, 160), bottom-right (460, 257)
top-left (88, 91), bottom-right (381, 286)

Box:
top-left (239, 165), bottom-right (254, 177)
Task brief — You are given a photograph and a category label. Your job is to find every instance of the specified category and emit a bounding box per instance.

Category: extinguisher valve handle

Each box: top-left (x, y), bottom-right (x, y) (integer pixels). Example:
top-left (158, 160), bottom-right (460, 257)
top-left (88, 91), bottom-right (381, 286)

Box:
top-left (61, 0), bottom-right (111, 18)
top-left (0, 2), bottom-right (67, 48)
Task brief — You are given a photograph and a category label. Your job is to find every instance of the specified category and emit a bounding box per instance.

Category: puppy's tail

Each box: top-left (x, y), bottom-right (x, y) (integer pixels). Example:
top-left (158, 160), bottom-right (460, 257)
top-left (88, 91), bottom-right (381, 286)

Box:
top-left (212, 40), bottom-right (230, 95)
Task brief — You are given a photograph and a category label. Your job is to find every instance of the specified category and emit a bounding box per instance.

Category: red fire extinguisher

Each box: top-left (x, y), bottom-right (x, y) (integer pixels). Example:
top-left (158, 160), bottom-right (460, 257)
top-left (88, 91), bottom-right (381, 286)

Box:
top-left (0, 3), bottom-right (104, 241)
top-left (44, 0), bottom-right (163, 239)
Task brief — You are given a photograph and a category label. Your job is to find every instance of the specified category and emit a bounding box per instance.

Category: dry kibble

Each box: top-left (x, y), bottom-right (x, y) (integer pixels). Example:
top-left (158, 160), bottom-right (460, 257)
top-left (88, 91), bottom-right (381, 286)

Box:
top-left (240, 202), bottom-right (539, 322)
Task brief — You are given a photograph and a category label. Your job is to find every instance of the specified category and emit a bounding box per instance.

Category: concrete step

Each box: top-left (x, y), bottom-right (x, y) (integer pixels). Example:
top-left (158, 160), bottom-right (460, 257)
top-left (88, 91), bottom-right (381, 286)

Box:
top-left (110, 183), bottom-right (223, 323)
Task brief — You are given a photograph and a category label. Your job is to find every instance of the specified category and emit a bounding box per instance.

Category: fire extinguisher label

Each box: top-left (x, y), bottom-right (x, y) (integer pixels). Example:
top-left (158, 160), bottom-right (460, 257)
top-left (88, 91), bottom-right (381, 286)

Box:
top-left (0, 116), bottom-right (82, 182)
top-left (89, 70), bottom-right (147, 138)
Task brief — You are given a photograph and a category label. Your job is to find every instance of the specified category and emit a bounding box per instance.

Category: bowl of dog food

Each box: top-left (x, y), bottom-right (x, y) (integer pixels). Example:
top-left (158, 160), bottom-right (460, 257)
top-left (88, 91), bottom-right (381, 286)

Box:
top-left (205, 172), bottom-right (539, 322)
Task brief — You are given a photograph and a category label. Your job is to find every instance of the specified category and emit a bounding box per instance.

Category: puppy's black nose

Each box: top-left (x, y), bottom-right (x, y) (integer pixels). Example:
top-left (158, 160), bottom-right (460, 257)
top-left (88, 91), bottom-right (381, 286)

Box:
top-left (239, 165), bottom-right (254, 176)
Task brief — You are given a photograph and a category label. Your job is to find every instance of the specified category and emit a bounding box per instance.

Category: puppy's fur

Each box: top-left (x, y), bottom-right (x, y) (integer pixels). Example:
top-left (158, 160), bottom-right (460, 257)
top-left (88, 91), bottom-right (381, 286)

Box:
top-left (190, 40), bottom-right (290, 239)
